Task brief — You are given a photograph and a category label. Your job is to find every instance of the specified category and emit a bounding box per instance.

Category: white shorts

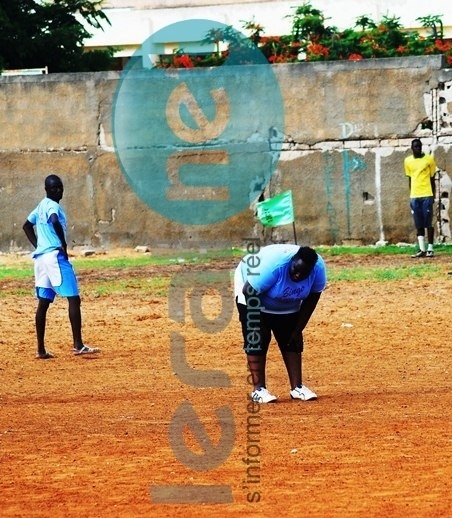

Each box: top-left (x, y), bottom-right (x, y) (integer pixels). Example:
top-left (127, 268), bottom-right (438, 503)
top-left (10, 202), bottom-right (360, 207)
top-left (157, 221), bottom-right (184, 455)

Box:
top-left (234, 263), bottom-right (246, 305)
top-left (34, 250), bottom-right (79, 302)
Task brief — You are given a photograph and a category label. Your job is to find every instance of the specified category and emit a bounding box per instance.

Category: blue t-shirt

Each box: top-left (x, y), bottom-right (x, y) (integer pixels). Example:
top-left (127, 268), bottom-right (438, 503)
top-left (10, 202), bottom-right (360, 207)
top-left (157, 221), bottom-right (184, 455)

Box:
top-left (27, 197), bottom-right (67, 257)
top-left (237, 244), bottom-right (327, 313)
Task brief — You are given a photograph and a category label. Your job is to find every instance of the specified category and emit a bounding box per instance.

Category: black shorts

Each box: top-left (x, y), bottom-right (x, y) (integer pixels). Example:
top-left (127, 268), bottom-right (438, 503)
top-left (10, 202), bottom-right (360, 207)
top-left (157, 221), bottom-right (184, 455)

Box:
top-left (410, 197), bottom-right (434, 228)
top-left (236, 301), bottom-right (303, 356)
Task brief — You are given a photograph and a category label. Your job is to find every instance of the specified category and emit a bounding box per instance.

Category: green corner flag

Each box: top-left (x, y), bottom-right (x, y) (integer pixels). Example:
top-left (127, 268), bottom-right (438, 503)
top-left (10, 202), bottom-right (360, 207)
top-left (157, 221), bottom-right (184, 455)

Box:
top-left (256, 190), bottom-right (294, 227)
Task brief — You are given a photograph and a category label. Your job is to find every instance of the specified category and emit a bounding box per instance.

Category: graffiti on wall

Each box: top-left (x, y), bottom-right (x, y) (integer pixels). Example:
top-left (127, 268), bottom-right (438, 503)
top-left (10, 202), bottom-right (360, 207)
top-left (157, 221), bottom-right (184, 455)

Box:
top-left (322, 123), bottom-right (370, 243)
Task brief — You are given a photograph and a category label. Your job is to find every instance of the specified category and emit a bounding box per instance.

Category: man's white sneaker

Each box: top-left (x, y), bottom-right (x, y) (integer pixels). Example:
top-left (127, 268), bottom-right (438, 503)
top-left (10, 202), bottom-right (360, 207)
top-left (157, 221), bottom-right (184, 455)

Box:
top-left (251, 387), bottom-right (277, 403)
top-left (290, 385), bottom-right (317, 401)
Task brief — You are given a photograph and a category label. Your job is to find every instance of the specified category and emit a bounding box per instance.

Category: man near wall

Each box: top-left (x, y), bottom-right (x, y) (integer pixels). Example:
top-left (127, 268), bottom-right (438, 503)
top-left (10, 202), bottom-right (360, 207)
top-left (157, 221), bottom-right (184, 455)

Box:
top-left (23, 175), bottom-right (100, 359)
top-left (404, 139), bottom-right (437, 258)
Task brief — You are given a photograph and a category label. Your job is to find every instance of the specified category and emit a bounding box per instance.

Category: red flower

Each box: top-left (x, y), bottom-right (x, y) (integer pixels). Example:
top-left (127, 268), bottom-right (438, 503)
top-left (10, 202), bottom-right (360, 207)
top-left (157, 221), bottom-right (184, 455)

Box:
top-left (173, 54), bottom-right (194, 68)
top-left (348, 53), bottom-right (363, 60)
top-left (435, 39), bottom-right (452, 52)
top-left (307, 43), bottom-right (329, 57)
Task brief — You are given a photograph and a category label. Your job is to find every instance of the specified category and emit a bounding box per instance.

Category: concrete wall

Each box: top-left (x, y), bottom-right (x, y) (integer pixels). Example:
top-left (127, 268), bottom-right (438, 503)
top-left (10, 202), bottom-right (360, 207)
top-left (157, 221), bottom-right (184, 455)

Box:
top-left (1, 55), bottom-right (451, 252)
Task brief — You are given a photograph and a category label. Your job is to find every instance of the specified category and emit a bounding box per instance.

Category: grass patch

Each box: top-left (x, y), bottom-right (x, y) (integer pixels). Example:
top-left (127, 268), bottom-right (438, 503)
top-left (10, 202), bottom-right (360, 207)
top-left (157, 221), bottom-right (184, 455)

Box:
top-left (73, 248), bottom-right (241, 270)
top-left (327, 263), bottom-right (444, 282)
top-left (85, 277), bottom-right (172, 297)
top-left (317, 243), bottom-right (452, 257)
top-left (0, 263), bottom-right (34, 281)
top-left (1, 245), bottom-right (450, 297)
top-left (0, 248), bottom-right (240, 280)
top-left (84, 270), bottom-right (232, 297)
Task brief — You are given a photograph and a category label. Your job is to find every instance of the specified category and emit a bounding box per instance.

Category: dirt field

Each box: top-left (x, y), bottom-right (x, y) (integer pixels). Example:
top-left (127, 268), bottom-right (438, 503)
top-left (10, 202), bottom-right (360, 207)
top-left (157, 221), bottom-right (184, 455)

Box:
top-left (1, 251), bottom-right (451, 517)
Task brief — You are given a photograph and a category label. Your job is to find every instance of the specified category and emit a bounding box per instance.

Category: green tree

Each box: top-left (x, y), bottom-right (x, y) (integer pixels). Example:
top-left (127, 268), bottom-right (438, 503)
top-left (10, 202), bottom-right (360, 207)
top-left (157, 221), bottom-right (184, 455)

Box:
top-left (0, 0), bottom-right (114, 73)
top-left (417, 14), bottom-right (444, 40)
top-left (288, 2), bottom-right (336, 45)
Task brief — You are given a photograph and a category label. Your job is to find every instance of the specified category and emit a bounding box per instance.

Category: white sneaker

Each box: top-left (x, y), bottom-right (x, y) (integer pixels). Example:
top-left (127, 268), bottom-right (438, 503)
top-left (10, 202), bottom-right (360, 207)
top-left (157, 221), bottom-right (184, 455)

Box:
top-left (251, 387), bottom-right (277, 403)
top-left (290, 385), bottom-right (317, 401)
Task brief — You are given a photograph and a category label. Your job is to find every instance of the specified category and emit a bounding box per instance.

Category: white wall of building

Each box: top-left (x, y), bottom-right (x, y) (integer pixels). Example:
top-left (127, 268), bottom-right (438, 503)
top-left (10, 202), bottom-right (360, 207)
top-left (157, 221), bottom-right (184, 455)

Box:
top-left (87, 0), bottom-right (452, 57)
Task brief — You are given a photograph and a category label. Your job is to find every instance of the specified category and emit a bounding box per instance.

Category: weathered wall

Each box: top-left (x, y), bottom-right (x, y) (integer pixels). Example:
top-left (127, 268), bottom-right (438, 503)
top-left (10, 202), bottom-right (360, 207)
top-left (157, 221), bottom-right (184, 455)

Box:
top-left (1, 55), bottom-right (451, 252)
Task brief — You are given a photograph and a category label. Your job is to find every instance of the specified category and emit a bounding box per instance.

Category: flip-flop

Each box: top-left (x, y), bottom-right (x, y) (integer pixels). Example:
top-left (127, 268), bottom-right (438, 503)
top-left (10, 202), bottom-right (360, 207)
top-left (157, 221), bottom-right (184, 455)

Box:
top-left (36, 351), bottom-right (54, 359)
top-left (73, 345), bottom-right (100, 355)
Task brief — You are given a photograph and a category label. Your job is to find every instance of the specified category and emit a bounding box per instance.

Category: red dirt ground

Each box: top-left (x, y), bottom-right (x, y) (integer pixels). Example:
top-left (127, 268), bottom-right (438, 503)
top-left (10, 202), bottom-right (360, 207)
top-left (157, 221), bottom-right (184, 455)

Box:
top-left (0, 251), bottom-right (451, 517)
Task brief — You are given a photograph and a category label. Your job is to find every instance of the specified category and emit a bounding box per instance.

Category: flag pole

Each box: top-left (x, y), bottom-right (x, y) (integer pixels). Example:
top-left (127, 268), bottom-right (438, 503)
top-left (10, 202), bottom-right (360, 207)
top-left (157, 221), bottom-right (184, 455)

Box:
top-left (292, 222), bottom-right (298, 244)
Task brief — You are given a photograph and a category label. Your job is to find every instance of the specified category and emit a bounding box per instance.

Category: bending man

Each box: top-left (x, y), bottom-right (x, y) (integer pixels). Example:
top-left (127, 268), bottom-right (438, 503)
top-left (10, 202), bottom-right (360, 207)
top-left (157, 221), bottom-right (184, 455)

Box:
top-left (234, 243), bottom-right (327, 403)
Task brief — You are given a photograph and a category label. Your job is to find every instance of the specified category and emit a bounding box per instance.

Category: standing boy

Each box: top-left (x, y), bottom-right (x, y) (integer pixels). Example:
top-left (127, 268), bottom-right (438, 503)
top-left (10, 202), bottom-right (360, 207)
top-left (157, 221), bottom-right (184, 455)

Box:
top-left (404, 139), bottom-right (437, 258)
top-left (23, 175), bottom-right (100, 359)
